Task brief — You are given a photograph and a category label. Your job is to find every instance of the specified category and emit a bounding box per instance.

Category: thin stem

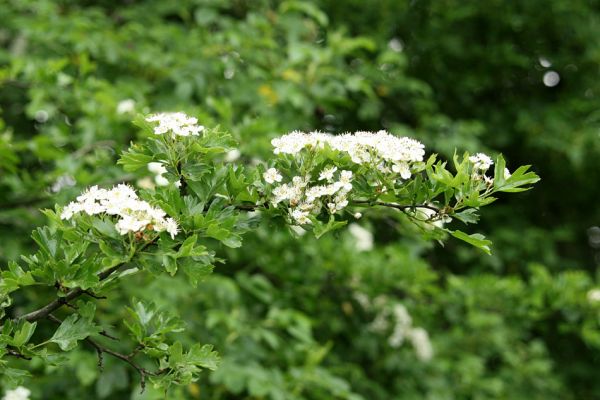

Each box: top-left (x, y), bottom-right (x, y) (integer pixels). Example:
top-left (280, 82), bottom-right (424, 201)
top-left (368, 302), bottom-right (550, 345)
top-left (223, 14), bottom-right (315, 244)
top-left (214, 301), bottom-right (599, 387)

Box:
top-left (351, 200), bottom-right (440, 214)
top-left (47, 314), bottom-right (167, 393)
top-left (6, 348), bottom-right (32, 360)
top-left (12, 239), bottom-right (157, 323)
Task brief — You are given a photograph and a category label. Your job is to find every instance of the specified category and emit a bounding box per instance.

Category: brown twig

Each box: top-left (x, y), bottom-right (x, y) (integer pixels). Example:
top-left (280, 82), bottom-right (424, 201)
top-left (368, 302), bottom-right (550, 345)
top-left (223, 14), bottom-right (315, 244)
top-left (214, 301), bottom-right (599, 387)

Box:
top-left (351, 200), bottom-right (440, 213)
top-left (47, 314), bottom-right (167, 393)
top-left (16, 263), bottom-right (122, 323)
top-left (13, 239), bottom-right (157, 323)
top-left (6, 348), bottom-right (32, 360)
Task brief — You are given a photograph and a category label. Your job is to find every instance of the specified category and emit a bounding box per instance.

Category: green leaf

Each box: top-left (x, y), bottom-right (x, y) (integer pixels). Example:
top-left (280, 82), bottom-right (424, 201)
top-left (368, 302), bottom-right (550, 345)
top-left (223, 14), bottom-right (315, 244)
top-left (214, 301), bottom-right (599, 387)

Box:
top-left (280, 1), bottom-right (329, 26)
top-left (162, 254), bottom-right (178, 275)
top-left (453, 209), bottom-right (480, 225)
top-left (169, 341), bottom-right (184, 367)
top-left (450, 230), bottom-right (492, 255)
top-left (31, 226), bottom-right (62, 259)
top-left (186, 344), bottom-right (220, 370)
top-left (12, 321), bottom-right (37, 347)
top-left (177, 235), bottom-right (198, 258)
top-left (493, 154), bottom-right (507, 188)
top-left (311, 216), bottom-right (347, 239)
top-left (93, 219), bottom-right (121, 239)
top-left (48, 314), bottom-right (101, 351)
top-left (181, 259), bottom-right (214, 287)
top-left (117, 143), bottom-right (153, 172)
top-left (0, 366), bottom-right (30, 385)
top-left (495, 165), bottom-right (540, 193)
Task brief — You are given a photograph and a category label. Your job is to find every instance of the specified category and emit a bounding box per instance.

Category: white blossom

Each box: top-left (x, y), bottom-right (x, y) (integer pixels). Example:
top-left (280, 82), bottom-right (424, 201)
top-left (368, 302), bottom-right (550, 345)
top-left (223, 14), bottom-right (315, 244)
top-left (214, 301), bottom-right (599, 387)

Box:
top-left (291, 209), bottom-right (311, 225)
top-left (271, 131), bottom-right (425, 166)
top-left (338, 170), bottom-right (353, 191)
top-left (51, 174), bottom-right (76, 193)
top-left (409, 327), bottom-right (433, 362)
top-left (148, 162), bottom-right (167, 175)
top-left (318, 166), bottom-right (338, 182)
top-left (147, 161), bottom-right (174, 186)
top-left (373, 302), bottom-right (434, 362)
top-left (60, 184), bottom-right (178, 239)
top-left (353, 292), bottom-right (371, 309)
top-left (117, 99), bottom-right (136, 114)
top-left (224, 149), bottom-right (241, 162)
top-left (392, 162), bottom-right (411, 179)
top-left (263, 168), bottom-right (283, 184)
top-left (145, 112), bottom-right (204, 137)
top-left (348, 223), bottom-right (373, 252)
top-left (154, 174), bottom-right (170, 186)
top-left (2, 386), bottom-right (31, 400)
top-left (469, 153), bottom-right (493, 171)
top-left (504, 167), bottom-right (511, 179)
top-left (587, 289), bottom-right (600, 303)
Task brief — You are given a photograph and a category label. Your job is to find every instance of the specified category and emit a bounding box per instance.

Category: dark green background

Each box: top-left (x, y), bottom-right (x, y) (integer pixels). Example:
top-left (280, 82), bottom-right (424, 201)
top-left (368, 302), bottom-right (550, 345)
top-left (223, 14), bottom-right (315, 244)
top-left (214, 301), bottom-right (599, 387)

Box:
top-left (1, 1), bottom-right (599, 398)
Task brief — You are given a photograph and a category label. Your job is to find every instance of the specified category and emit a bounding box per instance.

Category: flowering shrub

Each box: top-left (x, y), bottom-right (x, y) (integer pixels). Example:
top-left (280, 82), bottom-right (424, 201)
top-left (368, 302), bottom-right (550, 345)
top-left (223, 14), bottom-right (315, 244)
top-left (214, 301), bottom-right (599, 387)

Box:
top-left (0, 112), bottom-right (539, 393)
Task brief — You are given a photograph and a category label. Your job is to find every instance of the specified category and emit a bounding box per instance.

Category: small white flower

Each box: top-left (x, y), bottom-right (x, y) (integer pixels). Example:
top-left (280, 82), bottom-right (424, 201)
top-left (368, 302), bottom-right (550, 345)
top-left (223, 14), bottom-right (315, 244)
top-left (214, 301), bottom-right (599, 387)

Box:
top-left (291, 209), bottom-right (311, 225)
top-left (353, 212), bottom-right (362, 219)
top-left (587, 289), bottom-right (600, 303)
top-left (117, 99), bottom-right (136, 114)
top-left (2, 386), bottom-right (31, 400)
top-left (409, 327), bottom-right (433, 362)
top-left (145, 112), bottom-right (204, 137)
top-left (469, 153), bottom-right (493, 171)
top-left (348, 223), bottom-right (373, 252)
top-left (164, 217), bottom-right (179, 239)
top-left (504, 168), bottom-right (511, 179)
top-left (392, 162), bottom-right (411, 180)
top-left (318, 166), bottom-right (338, 182)
top-left (224, 149), bottom-right (241, 162)
top-left (148, 162), bottom-right (167, 175)
top-left (263, 168), bottom-right (283, 184)
top-left (51, 174), bottom-right (76, 193)
top-left (154, 174), bottom-right (170, 186)
top-left (289, 225), bottom-right (307, 236)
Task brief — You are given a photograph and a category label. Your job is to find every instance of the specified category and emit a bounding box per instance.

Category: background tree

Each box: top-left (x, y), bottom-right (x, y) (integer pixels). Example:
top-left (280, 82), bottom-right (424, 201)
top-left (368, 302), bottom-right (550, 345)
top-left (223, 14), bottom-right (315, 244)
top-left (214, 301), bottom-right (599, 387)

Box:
top-left (0, 1), bottom-right (599, 399)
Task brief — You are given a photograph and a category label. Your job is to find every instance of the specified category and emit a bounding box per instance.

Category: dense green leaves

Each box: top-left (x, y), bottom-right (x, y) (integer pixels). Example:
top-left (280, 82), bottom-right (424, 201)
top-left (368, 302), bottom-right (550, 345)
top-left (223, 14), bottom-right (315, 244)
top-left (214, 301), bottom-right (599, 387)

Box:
top-left (47, 314), bottom-right (100, 352)
top-left (0, 0), bottom-right (598, 399)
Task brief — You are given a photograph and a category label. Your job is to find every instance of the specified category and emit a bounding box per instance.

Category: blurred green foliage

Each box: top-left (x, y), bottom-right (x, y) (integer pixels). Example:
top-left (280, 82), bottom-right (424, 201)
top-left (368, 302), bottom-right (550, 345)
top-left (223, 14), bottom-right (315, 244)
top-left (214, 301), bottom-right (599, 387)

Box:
top-left (0, 0), bottom-right (599, 399)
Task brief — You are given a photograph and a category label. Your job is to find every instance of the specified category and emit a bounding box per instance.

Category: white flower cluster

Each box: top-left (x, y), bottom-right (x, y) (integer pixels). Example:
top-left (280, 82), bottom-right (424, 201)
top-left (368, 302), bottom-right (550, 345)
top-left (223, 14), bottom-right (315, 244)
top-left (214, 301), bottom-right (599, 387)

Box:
top-left (148, 162), bottom-right (170, 186)
top-left (587, 288), bottom-right (600, 303)
top-left (263, 168), bottom-right (282, 184)
top-left (271, 130), bottom-right (425, 179)
top-left (116, 99), bottom-right (136, 114)
top-left (60, 184), bottom-right (179, 239)
top-left (2, 387), bottom-right (30, 400)
top-left (265, 167), bottom-right (353, 224)
top-left (145, 112), bottom-right (204, 137)
top-left (469, 153), bottom-right (494, 171)
top-left (348, 223), bottom-right (374, 252)
top-left (147, 161), bottom-right (181, 187)
top-left (367, 300), bottom-right (433, 362)
top-left (468, 152), bottom-right (511, 184)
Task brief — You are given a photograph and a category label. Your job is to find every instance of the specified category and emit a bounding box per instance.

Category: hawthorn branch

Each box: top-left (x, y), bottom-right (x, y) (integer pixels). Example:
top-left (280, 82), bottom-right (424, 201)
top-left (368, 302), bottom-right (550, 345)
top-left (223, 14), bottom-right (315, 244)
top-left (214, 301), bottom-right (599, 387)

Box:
top-left (14, 239), bottom-right (157, 323)
top-left (16, 263), bottom-right (123, 323)
top-left (351, 200), bottom-right (440, 214)
top-left (233, 201), bottom-right (440, 214)
top-left (47, 314), bottom-right (167, 393)
top-left (6, 348), bottom-right (32, 360)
